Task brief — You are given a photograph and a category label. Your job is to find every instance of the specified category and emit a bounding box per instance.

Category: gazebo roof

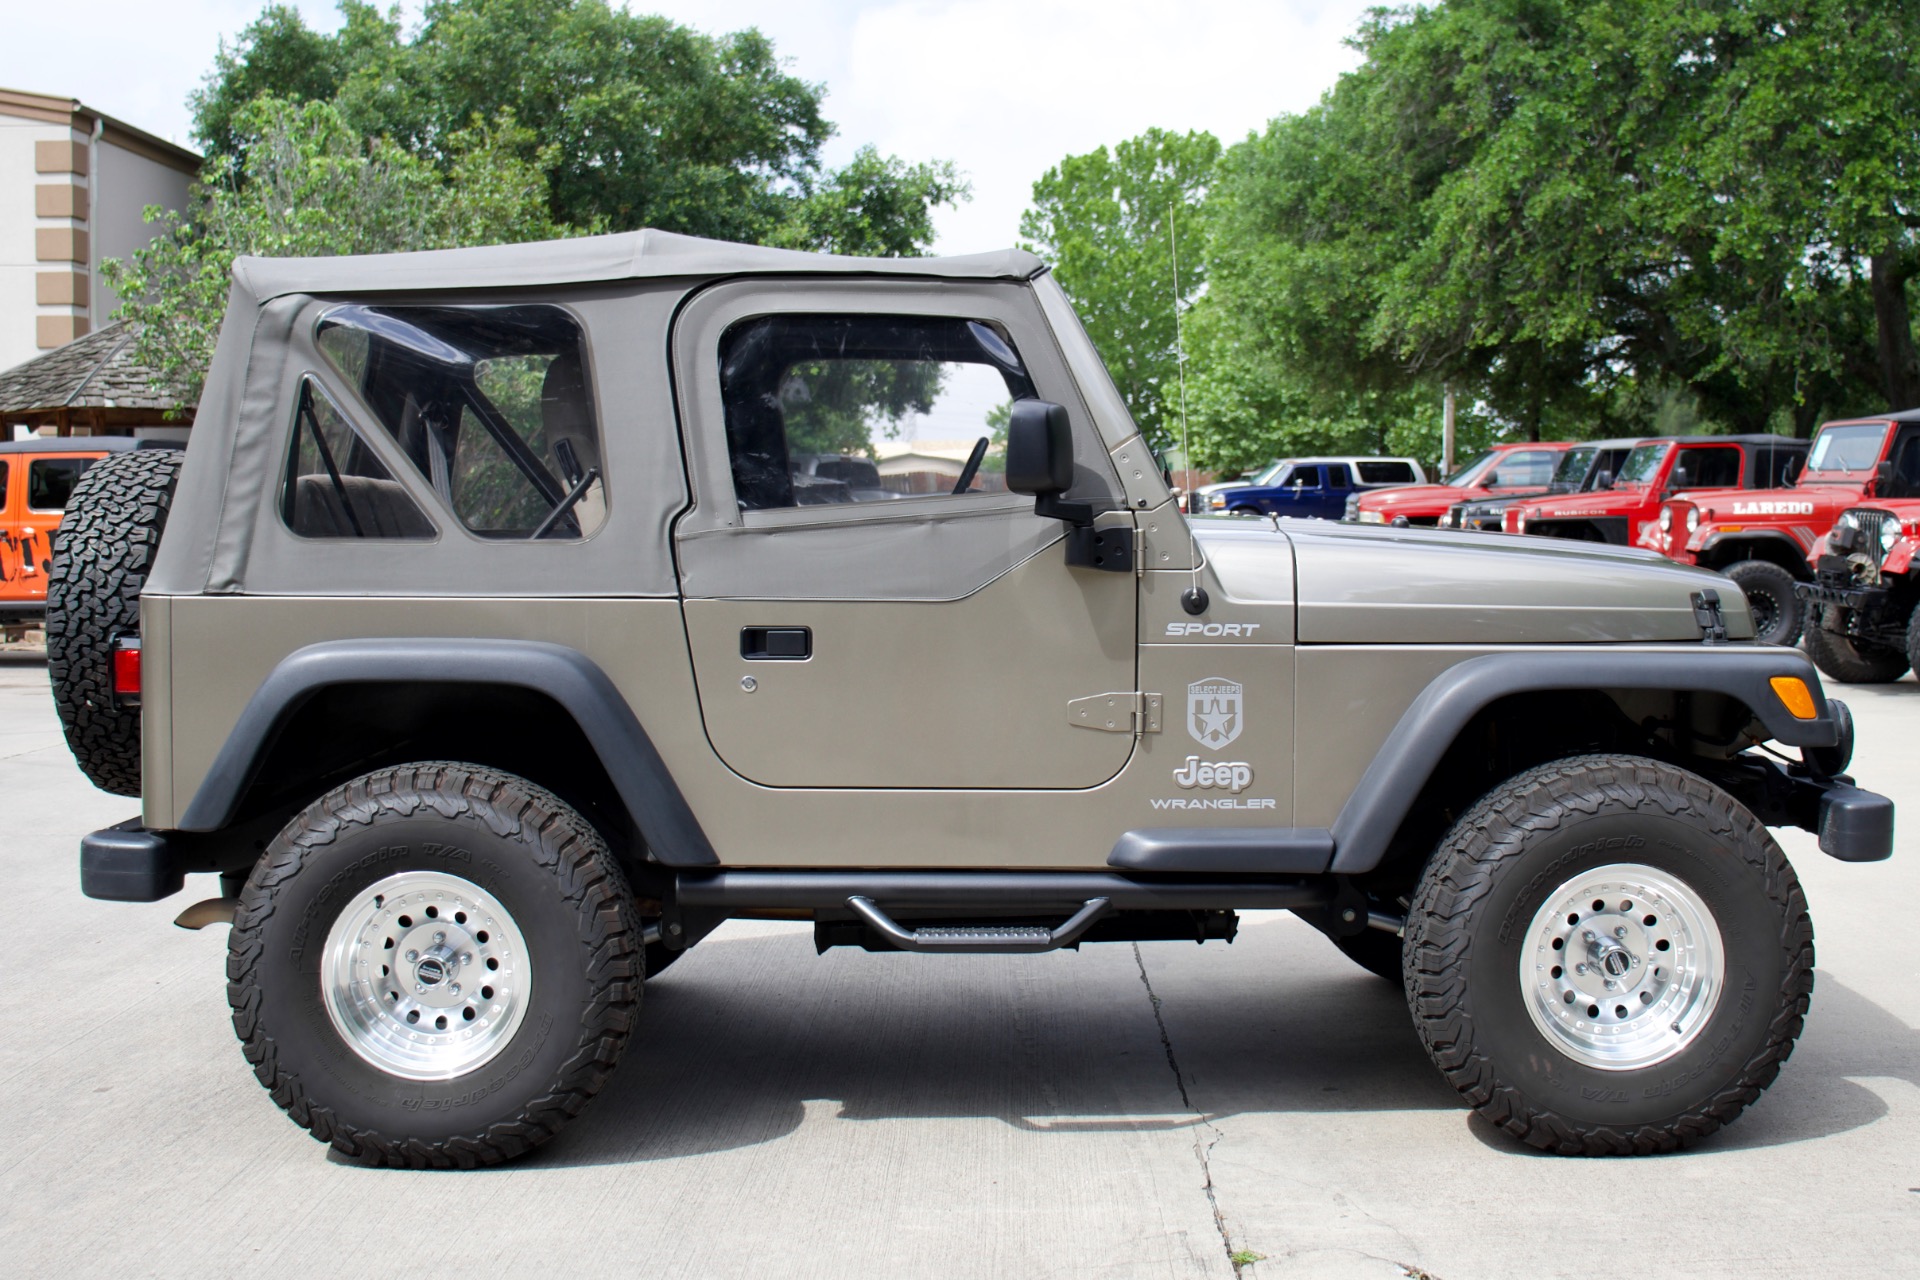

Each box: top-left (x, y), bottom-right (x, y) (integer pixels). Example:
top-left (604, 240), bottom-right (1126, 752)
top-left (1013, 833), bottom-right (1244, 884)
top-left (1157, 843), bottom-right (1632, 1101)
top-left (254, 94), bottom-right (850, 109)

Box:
top-left (0, 322), bottom-right (192, 430)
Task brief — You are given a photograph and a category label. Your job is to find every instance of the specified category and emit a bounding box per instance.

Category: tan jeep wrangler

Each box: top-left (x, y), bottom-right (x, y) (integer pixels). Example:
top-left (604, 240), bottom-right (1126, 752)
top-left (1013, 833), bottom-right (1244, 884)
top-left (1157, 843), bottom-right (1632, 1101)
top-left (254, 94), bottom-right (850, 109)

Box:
top-left (48, 232), bottom-right (1893, 1167)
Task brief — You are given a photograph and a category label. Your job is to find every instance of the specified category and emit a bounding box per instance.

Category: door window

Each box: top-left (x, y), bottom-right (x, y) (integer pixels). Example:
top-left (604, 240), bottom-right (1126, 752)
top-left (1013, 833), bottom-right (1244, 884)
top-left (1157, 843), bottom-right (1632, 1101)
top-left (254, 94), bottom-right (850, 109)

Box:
top-left (26, 457), bottom-right (93, 511)
top-left (1285, 465), bottom-right (1323, 490)
top-left (1671, 446), bottom-right (1741, 490)
top-left (281, 379), bottom-right (435, 540)
top-left (717, 314), bottom-right (1037, 510)
top-left (317, 304), bottom-right (606, 538)
top-left (1325, 464), bottom-right (1352, 489)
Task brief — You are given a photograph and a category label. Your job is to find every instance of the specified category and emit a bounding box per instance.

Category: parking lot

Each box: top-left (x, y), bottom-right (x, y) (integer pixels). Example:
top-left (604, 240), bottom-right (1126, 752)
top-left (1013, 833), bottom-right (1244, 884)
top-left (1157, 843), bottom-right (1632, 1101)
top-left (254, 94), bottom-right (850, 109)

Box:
top-left (1, 649), bottom-right (1915, 1279)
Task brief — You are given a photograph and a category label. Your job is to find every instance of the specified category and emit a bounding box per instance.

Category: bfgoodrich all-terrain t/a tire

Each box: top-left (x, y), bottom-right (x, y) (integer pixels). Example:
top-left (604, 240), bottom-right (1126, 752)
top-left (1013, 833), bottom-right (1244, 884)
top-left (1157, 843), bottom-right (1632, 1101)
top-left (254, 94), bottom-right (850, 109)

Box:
top-left (46, 448), bottom-right (182, 795)
top-left (1404, 754), bottom-right (1813, 1155)
top-left (228, 762), bottom-right (642, 1168)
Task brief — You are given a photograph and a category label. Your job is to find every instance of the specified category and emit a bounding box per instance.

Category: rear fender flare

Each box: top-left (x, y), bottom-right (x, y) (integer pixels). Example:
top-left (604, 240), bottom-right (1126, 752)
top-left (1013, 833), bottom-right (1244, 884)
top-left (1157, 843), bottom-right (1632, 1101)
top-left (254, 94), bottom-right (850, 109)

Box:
top-left (177, 638), bottom-right (717, 865)
top-left (1327, 648), bottom-right (1838, 874)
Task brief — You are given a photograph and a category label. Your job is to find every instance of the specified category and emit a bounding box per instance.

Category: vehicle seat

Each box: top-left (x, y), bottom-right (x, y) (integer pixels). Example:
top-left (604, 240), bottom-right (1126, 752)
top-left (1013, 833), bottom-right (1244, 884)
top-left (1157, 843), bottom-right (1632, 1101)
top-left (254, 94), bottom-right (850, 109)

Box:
top-left (292, 474), bottom-right (435, 538)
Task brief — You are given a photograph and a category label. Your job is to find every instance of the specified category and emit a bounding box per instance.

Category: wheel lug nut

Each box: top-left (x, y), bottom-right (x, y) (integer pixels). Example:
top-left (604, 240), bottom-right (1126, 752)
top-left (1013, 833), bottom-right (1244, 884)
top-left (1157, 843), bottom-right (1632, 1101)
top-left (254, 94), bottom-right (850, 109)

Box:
top-left (433, 932), bottom-right (445, 943)
top-left (416, 984), bottom-right (427, 994)
top-left (405, 950), bottom-right (419, 962)
top-left (1603, 979), bottom-right (1617, 990)
top-left (1614, 926), bottom-right (1628, 940)
top-left (461, 953), bottom-right (473, 966)
top-left (1575, 963), bottom-right (1589, 975)
top-left (450, 983), bottom-right (461, 996)
top-left (1583, 930), bottom-right (1596, 942)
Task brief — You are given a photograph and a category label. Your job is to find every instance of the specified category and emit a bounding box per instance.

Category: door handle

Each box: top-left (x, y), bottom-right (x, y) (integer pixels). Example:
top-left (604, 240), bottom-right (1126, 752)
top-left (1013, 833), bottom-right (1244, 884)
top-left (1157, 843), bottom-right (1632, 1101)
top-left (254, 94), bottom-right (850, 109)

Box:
top-left (740, 627), bottom-right (811, 660)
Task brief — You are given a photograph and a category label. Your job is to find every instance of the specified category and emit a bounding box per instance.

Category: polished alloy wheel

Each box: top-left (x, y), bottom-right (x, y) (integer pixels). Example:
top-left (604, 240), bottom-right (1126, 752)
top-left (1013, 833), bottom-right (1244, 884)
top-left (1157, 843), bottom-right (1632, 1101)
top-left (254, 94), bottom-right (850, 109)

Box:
top-left (1521, 863), bottom-right (1723, 1071)
top-left (322, 870), bottom-right (532, 1081)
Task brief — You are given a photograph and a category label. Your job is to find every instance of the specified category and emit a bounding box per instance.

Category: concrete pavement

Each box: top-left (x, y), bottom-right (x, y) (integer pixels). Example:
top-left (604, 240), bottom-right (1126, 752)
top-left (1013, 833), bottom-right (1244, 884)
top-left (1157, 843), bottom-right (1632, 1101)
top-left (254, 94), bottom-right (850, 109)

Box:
top-left (0, 651), bottom-right (1915, 1278)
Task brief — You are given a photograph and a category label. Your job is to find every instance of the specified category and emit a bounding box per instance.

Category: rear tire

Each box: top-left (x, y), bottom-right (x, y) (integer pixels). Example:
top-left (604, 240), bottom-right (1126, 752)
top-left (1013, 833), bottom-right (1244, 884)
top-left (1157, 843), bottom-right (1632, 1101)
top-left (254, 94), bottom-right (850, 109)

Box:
top-left (1803, 607), bottom-right (1909, 683)
top-left (1725, 559), bottom-right (1804, 646)
top-left (1404, 754), bottom-right (1812, 1155)
top-left (228, 762), bottom-right (642, 1168)
top-left (46, 449), bottom-right (182, 795)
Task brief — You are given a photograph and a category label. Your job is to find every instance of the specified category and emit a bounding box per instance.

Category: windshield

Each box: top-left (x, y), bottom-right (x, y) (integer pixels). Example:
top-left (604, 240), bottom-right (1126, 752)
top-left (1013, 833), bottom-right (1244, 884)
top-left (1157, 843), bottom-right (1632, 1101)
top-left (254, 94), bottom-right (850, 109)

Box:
top-left (1806, 423), bottom-right (1890, 473)
top-left (1248, 459), bottom-right (1288, 485)
top-left (1551, 447), bottom-right (1597, 484)
top-left (1614, 443), bottom-right (1670, 487)
top-left (1445, 450), bottom-right (1498, 487)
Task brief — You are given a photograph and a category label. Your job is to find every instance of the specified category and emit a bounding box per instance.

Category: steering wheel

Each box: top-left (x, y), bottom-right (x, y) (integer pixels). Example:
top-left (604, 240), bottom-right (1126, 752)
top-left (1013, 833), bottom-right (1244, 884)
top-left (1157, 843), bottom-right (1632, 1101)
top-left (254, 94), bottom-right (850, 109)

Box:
top-left (952, 435), bottom-right (989, 495)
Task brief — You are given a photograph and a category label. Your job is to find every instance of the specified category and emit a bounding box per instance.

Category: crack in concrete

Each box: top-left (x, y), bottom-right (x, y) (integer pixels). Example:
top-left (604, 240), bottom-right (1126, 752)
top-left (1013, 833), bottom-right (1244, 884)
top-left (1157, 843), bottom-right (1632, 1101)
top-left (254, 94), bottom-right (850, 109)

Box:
top-left (1132, 942), bottom-right (1241, 1273)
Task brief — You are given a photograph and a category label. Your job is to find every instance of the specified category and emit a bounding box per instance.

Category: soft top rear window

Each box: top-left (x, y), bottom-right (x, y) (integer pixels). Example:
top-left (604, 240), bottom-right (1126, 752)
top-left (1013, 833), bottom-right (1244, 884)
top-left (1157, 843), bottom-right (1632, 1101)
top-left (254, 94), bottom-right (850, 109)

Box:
top-left (317, 304), bottom-right (606, 539)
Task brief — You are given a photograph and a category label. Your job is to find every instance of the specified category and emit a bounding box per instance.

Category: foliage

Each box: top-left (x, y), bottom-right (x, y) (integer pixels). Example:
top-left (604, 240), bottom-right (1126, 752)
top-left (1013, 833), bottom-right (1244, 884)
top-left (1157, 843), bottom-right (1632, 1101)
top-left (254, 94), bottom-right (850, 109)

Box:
top-left (193, 1), bottom-right (965, 254)
top-left (1019, 129), bottom-right (1221, 451)
top-left (777, 359), bottom-right (945, 457)
top-left (102, 96), bottom-right (565, 404)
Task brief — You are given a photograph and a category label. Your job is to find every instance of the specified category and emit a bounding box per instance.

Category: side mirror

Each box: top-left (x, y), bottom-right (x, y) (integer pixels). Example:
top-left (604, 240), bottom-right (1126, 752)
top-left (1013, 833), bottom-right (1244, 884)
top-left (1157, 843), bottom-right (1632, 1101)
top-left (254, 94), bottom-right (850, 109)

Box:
top-left (1875, 460), bottom-right (1894, 494)
top-left (1593, 470), bottom-right (1613, 491)
top-left (1005, 399), bottom-right (1074, 497)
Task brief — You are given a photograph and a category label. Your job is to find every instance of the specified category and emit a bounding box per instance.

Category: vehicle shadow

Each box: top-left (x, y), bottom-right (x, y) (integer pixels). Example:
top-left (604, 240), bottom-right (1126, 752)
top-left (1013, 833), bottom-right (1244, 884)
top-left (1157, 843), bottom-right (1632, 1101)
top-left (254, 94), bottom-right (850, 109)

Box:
top-left (1462, 972), bottom-right (1911, 1156)
top-left (514, 924), bottom-right (1912, 1171)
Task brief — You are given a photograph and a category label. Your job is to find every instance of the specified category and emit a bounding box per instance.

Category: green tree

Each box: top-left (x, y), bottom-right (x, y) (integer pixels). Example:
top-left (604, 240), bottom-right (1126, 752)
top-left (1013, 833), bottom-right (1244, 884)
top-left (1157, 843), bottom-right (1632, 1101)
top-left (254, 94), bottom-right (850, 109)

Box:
top-left (102, 96), bottom-right (565, 403)
top-left (193, 1), bottom-right (964, 255)
top-left (1019, 128), bottom-right (1221, 450)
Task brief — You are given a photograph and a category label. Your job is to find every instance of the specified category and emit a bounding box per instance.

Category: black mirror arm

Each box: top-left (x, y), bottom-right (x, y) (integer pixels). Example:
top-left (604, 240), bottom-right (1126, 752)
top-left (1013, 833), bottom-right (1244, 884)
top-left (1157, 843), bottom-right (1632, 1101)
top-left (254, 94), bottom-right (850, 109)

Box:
top-left (1035, 493), bottom-right (1095, 526)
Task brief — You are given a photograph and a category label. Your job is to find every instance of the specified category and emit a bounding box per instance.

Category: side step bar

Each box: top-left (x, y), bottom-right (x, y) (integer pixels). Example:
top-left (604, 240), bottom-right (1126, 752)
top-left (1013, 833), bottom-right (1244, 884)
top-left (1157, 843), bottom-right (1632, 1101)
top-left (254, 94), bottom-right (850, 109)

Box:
top-left (674, 870), bottom-right (1333, 913)
top-left (846, 895), bottom-right (1111, 954)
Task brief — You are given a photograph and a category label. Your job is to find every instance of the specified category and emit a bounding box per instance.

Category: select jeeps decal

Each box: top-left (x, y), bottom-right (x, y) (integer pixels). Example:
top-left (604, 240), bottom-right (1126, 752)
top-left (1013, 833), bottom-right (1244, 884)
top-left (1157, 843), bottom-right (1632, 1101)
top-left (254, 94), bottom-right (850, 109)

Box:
top-left (1165, 621), bottom-right (1262, 638)
top-left (1730, 500), bottom-right (1815, 516)
top-left (1188, 677), bottom-right (1243, 749)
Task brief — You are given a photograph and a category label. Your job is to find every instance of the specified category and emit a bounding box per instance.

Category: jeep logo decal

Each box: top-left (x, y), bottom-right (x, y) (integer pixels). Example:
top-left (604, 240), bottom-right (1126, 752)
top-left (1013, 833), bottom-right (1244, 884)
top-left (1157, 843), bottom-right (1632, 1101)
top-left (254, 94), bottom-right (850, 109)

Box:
top-left (1173, 756), bottom-right (1253, 792)
top-left (1187, 678), bottom-right (1243, 749)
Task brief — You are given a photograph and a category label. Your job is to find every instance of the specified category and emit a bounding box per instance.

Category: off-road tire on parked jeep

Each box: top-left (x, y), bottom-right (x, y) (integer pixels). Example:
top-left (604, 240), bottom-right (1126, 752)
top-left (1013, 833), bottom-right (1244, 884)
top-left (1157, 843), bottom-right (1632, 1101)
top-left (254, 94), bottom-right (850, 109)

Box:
top-left (1803, 607), bottom-right (1910, 683)
top-left (1724, 559), bottom-right (1804, 647)
top-left (1404, 754), bottom-right (1813, 1155)
top-left (227, 762), bottom-right (642, 1168)
top-left (45, 448), bottom-right (182, 795)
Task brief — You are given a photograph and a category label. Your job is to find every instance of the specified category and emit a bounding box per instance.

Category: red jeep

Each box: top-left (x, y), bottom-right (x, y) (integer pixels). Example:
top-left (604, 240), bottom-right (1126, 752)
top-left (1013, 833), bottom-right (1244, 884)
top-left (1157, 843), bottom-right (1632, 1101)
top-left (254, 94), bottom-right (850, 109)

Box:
top-left (1795, 499), bottom-right (1920, 682)
top-left (1649, 415), bottom-right (1920, 647)
top-left (1346, 440), bottom-right (1568, 525)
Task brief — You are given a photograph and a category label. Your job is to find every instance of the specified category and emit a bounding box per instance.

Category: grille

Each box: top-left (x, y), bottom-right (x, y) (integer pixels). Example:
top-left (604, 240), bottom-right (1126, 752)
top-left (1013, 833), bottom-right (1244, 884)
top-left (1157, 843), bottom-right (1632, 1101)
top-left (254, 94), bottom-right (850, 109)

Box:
top-left (1850, 509), bottom-right (1897, 567)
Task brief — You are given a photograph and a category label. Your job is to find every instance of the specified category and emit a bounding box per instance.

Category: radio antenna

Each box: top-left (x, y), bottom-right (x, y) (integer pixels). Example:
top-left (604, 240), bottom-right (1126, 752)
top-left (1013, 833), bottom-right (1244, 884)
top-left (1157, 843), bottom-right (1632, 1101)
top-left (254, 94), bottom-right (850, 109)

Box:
top-left (1169, 201), bottom-right (1207, 614)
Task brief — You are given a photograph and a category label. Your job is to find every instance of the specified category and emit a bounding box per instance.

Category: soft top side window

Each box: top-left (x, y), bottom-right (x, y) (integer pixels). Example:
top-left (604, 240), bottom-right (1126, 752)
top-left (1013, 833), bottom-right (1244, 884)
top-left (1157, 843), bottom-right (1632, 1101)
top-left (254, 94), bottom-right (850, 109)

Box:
top-left (282, 378), bottom-right (436, 540)
top-left (317, 304), bottom-right (606, 539)
top-left (717, 314), bottom-right (1038, 511)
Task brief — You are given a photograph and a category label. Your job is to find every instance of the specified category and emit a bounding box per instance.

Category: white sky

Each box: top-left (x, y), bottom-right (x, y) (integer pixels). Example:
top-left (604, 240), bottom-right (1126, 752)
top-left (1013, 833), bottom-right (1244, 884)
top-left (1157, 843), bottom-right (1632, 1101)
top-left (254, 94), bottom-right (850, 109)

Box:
top-left (0, 0), bottom-right (1376, 256)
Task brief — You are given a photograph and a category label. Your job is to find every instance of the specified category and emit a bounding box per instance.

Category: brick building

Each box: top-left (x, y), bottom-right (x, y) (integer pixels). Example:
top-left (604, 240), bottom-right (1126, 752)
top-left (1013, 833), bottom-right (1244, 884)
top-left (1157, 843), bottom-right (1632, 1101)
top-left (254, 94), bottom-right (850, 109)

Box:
top-left (1, 87), bottom-right (198, 378)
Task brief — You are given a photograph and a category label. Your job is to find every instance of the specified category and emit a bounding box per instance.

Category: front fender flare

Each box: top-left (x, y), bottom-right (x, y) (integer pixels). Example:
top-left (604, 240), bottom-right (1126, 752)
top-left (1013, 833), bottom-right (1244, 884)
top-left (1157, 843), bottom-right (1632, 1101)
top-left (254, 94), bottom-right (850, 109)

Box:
top-left (177, 638), bottom-right (717, 865)
top-left (1326, 647), bottom-right (1837, 874)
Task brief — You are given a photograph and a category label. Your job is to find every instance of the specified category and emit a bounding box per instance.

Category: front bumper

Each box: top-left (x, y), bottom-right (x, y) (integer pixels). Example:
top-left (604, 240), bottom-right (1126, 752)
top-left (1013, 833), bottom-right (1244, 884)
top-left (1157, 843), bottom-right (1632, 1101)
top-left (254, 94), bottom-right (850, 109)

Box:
top-left (1715, 754), bottom-right (1895, 863)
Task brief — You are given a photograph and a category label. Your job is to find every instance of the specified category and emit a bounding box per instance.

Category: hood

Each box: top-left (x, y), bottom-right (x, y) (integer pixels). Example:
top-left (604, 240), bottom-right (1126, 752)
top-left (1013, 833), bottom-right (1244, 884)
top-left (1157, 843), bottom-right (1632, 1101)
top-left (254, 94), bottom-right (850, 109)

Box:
top-left (1359, 484), bottom-right (1472, 513)
top-left (1190, 518), bottom-right (1752, 644)
top-left (1519, 485), bottom-right (1653, 517)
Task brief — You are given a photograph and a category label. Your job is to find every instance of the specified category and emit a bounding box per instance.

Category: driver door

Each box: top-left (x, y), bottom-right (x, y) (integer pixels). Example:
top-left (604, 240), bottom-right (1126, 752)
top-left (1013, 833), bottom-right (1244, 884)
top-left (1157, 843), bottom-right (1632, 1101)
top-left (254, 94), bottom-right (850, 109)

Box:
top-left (670, 281), bottom-right (1139, 791)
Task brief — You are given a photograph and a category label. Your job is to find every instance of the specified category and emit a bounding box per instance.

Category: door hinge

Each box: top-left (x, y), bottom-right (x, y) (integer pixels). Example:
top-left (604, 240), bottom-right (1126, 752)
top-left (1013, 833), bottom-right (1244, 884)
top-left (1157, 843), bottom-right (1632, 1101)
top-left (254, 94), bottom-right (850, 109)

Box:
top-left (1067, 691), bottom-right (1163, 734)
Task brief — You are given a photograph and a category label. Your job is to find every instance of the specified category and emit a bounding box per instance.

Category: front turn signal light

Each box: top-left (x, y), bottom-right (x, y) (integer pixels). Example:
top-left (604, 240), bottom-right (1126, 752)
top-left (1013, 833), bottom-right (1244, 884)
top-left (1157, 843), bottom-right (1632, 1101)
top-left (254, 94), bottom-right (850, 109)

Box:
top-left (1770, 676), bottom-right (1817, 720)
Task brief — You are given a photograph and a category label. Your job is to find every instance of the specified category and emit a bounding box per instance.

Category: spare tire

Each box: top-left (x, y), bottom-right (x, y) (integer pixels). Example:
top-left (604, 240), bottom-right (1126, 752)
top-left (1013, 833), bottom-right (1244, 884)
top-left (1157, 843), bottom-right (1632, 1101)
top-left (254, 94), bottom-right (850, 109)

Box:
top-left (46, 449), bottom-right (183, 796)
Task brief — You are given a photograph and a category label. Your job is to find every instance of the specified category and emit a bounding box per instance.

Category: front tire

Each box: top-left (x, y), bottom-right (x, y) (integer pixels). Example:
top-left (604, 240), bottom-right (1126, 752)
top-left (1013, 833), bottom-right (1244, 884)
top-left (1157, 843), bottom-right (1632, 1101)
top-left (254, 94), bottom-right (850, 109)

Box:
top-left (1405, 755), bottom-right (1813, 1155)
top-left (1724, 559), bottom-right (1804, 646)
top-left (228, 762), bottom-right (642, 1167)
top-left (1804, 607), bottom-right (1909, 683)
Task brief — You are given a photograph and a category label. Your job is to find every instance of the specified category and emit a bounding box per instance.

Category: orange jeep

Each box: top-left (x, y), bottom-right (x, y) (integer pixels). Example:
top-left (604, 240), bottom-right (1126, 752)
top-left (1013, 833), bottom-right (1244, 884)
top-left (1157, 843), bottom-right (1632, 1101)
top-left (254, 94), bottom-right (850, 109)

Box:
top-left (0, 438), bottom-right (144, 632)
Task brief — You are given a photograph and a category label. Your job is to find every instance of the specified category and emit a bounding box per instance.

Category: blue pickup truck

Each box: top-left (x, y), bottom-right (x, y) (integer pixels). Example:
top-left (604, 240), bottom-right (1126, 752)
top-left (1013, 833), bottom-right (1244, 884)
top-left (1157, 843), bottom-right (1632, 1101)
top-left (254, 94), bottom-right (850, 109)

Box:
top-left (1203, 455), bottom-right (1425, 520)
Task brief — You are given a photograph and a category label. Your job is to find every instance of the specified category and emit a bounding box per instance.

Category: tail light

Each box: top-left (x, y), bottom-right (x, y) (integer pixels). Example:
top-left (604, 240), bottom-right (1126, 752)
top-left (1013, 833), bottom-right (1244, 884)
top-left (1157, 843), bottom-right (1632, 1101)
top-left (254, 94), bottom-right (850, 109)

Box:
top-left (112, 636), bottom-right (142, 704)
